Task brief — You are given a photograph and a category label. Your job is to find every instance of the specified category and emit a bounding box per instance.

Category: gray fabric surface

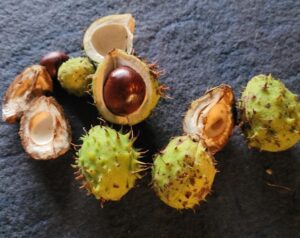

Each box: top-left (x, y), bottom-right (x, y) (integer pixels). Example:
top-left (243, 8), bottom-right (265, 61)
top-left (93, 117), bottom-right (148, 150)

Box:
top-left (0, 0), bottom-right (299, 237)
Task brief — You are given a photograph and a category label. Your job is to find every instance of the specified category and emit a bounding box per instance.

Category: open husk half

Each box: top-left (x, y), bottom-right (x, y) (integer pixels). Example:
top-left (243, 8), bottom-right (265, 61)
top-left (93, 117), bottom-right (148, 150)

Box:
top-left (183, 85), bottom-right (234, 154)
top-left (83, 14), bottom-right (135, 64)
top-left (19, 96), bottom-right (71, 160)
top-left (2, 65), bottom-right (53, 123)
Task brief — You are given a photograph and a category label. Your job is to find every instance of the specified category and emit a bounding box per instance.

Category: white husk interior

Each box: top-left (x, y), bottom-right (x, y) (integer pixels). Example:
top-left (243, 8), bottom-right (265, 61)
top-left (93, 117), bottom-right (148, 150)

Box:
top-left (84, 15), bottom-right (134, 63)
top-left (30, 111), bottom-right (54, 145)
top-left (22, 97), bottom-right (70, 160)
top-left (183, 90), bottom-right (222, 137)
top-left (2, 95), bottom-right (30, 121)
top-left (91, 24), bottom-right (129, 56)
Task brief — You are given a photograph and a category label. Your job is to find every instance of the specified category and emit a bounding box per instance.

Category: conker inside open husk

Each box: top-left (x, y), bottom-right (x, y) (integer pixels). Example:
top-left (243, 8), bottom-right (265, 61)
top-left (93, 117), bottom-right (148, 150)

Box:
top-left (103, 66), bottom-right (146, 116)
top-left (93, 49), bottom-right (162, 125)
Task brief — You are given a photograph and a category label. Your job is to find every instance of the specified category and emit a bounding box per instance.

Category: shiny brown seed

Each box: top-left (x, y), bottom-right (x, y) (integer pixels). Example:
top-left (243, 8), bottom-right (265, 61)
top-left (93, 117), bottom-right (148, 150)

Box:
top-left (103, 66), bottom-right (146, 116)
top-left (40, 51), bottom-right (69, 78)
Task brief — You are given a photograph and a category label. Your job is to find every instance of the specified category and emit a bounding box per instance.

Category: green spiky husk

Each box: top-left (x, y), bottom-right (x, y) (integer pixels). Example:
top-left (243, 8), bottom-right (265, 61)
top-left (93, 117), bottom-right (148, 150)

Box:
top-left (152, 136), bottom-right (216, 209)
top-left (58, 57), bottom-right (95, 96)
top-left (74, 125), bottom-right (142, 202)
top-left (239, 74), bottom-right (300, 152)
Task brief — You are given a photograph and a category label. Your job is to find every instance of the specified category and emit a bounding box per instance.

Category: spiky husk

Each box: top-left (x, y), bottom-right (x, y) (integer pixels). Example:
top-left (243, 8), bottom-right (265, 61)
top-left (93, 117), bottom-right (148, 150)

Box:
top-left (152, 135), bottom-right (216, 209)
top-left (74, 125), bottom-right (143, 202)
top-left (239, 74), bottom-right (300, 152)
top-left (57, 57), bottom-right (95, 96)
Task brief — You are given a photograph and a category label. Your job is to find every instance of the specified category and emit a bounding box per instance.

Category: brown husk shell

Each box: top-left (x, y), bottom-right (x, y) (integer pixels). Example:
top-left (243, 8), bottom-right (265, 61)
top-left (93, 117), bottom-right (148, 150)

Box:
top-left (2, 65), bottom-right (53, 123)
top-left (19, 96), bottom-right (71, 160)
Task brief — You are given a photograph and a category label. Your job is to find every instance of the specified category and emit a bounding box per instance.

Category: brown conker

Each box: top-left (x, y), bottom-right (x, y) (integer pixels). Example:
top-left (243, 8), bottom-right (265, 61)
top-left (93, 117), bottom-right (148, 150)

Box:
top-left (103, 66), bottom-right (146, 116)
top-left (40, 51), bottom-right (69, 78)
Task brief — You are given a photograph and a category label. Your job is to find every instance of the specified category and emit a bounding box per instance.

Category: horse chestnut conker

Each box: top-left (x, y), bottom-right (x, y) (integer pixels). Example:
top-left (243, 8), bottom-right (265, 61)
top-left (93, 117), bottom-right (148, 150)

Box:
top-left (40, 51), bottom-right (69, 78)
top-left (103, 66), bottom-right (146, 116)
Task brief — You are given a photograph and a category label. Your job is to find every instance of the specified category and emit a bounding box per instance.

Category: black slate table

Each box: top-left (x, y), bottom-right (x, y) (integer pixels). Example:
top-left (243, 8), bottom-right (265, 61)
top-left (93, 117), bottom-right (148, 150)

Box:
top-left (0, 0), bottom-right (299, 237)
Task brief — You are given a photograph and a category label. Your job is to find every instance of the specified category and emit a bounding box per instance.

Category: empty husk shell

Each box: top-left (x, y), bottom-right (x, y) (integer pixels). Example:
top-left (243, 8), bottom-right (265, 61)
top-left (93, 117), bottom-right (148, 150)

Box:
top-left (2, 65), bottom-right (53, 123)
top-left (183, 85), bottom-right (235, 154)
top-left (19, 96), bottom-right (71, 160)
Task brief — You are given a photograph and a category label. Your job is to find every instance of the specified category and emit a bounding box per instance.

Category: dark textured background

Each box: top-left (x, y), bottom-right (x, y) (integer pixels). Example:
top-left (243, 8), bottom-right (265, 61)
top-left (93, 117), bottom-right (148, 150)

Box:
top-left (0, 0), bottom-right (299, 237)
